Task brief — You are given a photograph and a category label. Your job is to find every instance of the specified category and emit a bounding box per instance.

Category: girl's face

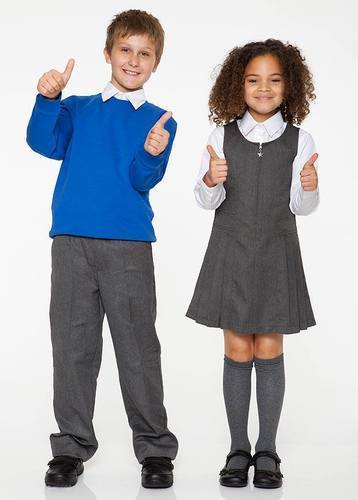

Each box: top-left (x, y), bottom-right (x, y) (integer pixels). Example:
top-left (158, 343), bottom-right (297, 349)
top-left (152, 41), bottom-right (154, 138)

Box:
top-left (243, 54), bottom-right (285, 122)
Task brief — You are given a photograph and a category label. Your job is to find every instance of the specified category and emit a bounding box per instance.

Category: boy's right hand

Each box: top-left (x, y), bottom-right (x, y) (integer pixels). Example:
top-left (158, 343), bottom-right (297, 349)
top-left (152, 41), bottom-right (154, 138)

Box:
top-left (37, 59), bottom-right (75, 99)
top-left (203, 145), bottom-right (228, 187)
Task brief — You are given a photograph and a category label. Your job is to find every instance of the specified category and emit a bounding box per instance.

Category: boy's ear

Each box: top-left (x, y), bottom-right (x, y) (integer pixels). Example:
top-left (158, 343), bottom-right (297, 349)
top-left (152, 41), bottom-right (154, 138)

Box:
top-left (103, 47), bottom-right (111, 64)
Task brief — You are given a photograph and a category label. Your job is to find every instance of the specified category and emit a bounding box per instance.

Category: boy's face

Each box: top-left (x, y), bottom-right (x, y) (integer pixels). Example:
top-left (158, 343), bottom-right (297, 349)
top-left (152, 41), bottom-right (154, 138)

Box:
top-left (104, 33), bottom-right (158, 93)
top-left (243, 54), bottom-right (285, 122)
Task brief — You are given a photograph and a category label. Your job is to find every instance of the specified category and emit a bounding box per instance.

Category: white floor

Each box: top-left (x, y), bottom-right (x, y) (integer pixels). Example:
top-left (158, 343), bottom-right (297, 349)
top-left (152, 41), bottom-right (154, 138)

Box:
top-left (4, 443), bottom-right (357, 500)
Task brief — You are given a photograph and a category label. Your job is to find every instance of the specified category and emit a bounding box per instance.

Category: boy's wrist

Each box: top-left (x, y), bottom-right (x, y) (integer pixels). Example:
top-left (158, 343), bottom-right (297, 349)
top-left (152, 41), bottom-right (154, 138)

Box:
top-left (137, 144), bottom-right (166, 167)
top-left (41, 93), bottom-right (61, 100)
top-left (35, 92), bottom-right (62, 114)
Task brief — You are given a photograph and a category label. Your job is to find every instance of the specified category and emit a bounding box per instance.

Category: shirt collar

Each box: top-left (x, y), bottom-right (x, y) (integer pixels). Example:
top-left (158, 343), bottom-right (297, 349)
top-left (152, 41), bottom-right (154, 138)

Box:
top-left (101, 82), bottom-right (146, 110)
top-left (240, 109), bottom-right (284, 137)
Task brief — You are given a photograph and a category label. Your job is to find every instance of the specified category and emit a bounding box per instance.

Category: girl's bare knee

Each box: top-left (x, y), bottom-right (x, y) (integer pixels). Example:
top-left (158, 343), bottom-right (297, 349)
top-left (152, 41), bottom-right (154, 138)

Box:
top-left (224, 330), bottom-right (254, 361)
top-left (254, 333), bottom-right (283, 359)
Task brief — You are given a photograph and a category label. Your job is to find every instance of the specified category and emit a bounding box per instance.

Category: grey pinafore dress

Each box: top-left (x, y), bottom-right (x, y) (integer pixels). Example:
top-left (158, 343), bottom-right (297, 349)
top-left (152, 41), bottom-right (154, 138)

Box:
top-left (186, 120), bottom-right (316, 334)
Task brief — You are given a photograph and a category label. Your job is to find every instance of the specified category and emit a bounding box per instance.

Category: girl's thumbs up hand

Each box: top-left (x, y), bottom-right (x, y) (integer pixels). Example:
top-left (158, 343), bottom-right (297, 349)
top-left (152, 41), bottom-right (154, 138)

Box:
top-left (203, 145), bottom-right (228, 187)
top-left (144, 111), bottom-right (172, 156)
top-left (300, 153), bottom-right (319, 191)
top-left (37, 58), bottom-right (75, 99)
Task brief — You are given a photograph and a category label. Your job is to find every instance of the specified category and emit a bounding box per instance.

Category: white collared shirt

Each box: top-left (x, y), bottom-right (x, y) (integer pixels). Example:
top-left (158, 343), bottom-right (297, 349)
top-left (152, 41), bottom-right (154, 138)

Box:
top-left (194, 109), bottom-right (320, 215)
top-left (101, 81), bottom-right (146, 110)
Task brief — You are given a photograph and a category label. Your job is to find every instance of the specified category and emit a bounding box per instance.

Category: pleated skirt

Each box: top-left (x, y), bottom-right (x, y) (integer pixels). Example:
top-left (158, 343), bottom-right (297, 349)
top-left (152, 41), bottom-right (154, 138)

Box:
top-left (186, 225), bottom-right (316, 334)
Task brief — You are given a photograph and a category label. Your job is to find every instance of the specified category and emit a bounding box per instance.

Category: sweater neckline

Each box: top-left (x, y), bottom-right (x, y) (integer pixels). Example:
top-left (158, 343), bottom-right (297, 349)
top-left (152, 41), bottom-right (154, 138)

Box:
top-left (98, 93), bottom-right (148, 109)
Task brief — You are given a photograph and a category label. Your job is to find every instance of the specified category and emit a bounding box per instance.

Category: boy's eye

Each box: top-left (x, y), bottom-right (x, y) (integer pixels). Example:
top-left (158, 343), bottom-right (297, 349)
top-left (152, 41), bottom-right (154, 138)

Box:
top-left (121, 47), bottom-right (129, 52)
top-left (141, 52), bottom-right (150, 57)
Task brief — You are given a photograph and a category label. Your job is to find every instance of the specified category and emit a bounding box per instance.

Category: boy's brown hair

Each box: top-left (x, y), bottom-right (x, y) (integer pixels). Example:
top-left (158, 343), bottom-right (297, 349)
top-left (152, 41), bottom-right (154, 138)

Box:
top-left (105, 10), bottom-right (165, 66)
top-left (209, 39), bottom-right (316, 126)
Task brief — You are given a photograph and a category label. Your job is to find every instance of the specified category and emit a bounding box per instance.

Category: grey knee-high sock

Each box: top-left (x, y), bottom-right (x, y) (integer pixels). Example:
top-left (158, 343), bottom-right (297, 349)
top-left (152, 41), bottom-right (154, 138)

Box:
top-left (254, 353), bottom-right (285, 471)
top-left (223, 356), bottom-right (253, 469)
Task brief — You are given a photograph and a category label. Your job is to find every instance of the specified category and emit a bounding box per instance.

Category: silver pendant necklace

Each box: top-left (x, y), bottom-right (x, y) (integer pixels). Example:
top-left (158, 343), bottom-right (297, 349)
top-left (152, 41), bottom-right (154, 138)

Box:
top-left (257, 142), bottom-right (263, 158)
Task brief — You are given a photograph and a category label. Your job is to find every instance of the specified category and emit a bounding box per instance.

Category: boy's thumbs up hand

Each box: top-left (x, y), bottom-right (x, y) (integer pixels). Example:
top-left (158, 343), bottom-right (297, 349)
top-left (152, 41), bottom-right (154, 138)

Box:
top-left (37, 58), bottom-right (75, 99)
top-left (144, 111), bottom-right (172, 156)
top-left (203, 145), bottom-right (228, 187)
top-left (300, 153), bottom-right (319, 191)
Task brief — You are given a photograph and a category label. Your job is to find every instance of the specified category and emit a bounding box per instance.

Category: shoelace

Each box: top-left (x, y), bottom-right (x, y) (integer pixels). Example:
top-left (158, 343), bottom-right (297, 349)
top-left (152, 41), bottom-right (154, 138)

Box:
top-left (141, 457), bottom-right (173, 470)
top-left (48, 456), bottom-right (81, 467)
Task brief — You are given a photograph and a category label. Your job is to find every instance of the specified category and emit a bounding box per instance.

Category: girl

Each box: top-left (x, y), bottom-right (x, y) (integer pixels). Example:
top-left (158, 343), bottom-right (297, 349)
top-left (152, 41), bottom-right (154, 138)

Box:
top-left (186, 39), bottom-right (319, 489)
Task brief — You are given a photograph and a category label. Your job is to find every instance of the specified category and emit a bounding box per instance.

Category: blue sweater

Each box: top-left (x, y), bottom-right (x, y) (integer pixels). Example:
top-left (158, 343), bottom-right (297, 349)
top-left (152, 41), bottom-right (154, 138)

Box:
top-left (26, 93), bottom-right (177, 241)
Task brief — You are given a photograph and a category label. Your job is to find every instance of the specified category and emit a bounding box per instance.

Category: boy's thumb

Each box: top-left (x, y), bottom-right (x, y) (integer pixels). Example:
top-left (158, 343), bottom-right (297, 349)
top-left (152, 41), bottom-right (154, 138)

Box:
top-left (155, 111), bottom-right (172, 128)
top-left (62, 58), bottom-right (75, 82)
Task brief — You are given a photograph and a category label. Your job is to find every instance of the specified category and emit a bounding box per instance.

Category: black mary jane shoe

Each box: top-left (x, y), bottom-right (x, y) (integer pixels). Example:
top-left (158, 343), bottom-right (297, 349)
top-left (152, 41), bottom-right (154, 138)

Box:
top-left (252, 450), bottom-right (284, 489)
top-left (141, 456), bottom-right (174, 489)
top-left (219, 449), bottom-right (252, 487)
top-left (45, 455), bottom-right (84, 487)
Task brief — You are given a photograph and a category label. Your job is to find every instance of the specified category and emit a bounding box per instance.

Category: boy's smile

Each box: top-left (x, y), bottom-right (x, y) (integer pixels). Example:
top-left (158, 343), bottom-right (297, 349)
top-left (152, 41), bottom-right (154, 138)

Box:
top-left (244, 54), bottom-right (285, 122)
top-left (104, 33), bottom-right (158, 92)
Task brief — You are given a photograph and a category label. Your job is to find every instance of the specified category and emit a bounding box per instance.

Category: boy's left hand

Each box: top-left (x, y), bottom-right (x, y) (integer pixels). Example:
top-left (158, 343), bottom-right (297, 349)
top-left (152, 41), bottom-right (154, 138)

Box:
top-left (300, 153), bottom-right (319, 191)
top-left (144, 111), bottom-right (172, 156)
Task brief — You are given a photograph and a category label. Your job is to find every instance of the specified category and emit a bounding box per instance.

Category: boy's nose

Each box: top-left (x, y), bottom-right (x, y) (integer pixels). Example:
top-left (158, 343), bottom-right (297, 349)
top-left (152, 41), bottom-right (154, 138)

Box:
top-left (128, 56), bottom-right (139, 67)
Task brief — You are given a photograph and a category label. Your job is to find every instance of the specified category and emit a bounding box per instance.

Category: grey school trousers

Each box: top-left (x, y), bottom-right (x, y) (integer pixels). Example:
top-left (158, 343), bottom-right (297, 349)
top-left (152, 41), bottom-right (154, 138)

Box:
top-left (49, 235), bottom-right (178, 462)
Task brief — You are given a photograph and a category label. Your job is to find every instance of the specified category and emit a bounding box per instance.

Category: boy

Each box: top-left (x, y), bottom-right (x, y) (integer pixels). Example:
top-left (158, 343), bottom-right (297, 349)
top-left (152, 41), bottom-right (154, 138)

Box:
top-left (26, 9), bottom-right (178, 489)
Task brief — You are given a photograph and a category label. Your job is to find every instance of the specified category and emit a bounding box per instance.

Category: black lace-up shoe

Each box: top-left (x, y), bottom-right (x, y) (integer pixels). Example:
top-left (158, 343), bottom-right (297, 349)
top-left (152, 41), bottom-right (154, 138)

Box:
top-left (141, 456), bottom-right (174, 488)
top-left (45, 455), bottom-right (84, 487)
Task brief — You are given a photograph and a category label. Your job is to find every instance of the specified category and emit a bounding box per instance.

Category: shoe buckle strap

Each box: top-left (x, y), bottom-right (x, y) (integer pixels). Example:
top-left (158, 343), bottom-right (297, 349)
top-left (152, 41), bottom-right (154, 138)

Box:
top-left (225, 449), bottom-right (252, 467)
top-left (252, 450), bottom-right (281, 465)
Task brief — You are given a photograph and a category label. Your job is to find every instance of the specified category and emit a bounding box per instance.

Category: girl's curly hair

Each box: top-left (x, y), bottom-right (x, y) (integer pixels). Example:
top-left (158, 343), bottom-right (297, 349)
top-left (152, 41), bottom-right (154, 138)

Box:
top-left (209, 39), bottom-right (316, 126)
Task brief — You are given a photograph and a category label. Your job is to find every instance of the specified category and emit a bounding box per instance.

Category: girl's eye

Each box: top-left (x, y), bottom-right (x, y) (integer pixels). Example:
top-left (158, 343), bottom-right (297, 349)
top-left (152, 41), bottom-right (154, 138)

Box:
top-left (121, 48), bottom-right (129, 52)
top-left (247, 78), bottom-right (282, 83)
top-left (141, 52), bottom-right (150, 57)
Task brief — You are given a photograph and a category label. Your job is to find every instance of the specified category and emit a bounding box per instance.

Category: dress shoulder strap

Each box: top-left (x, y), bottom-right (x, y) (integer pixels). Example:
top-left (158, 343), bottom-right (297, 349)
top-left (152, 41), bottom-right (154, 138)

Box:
top-left (282, 122), bottom-right (300, 157)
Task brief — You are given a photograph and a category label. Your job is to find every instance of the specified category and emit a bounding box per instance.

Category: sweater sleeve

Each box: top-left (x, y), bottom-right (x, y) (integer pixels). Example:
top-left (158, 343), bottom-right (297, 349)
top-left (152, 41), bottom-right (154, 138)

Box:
top-left (26, 93), bottom-right (75, 160)
top-left (129, 115), bottom-right (177, 192)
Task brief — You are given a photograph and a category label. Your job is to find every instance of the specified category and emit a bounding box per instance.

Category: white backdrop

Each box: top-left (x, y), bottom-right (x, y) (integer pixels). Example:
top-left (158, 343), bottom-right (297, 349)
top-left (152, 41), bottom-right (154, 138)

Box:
top-left (1, 0), bottom-right (357, 499)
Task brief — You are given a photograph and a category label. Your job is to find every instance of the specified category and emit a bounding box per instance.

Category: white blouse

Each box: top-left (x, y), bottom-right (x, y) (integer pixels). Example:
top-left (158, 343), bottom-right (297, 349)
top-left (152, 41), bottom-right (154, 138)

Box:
top-left (194, 109), bottom-right (320, 215)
